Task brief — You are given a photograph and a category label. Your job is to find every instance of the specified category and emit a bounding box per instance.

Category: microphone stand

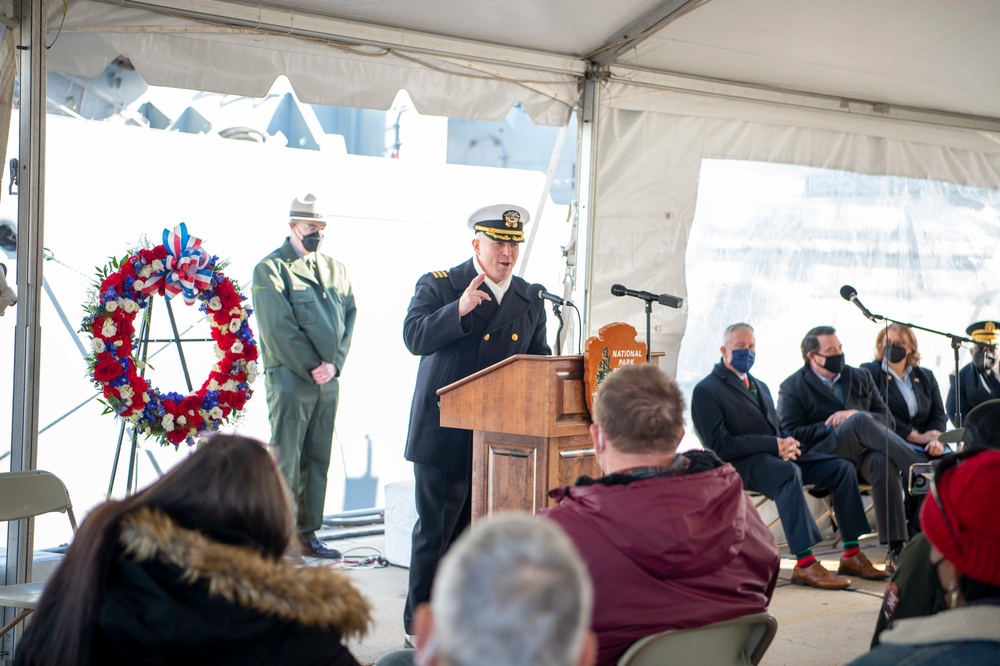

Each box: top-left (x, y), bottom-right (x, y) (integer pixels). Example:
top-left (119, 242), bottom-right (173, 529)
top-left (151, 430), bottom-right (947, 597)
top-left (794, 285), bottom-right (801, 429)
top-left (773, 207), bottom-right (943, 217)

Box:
top-left (855, 307), bottom-right (976, 427)
top-left (551, 302), bottom-right (564, 356)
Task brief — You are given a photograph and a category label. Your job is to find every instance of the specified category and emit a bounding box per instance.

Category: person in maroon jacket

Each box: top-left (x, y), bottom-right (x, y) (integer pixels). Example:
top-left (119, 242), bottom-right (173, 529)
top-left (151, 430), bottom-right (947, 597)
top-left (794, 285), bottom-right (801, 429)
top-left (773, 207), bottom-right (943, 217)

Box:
top-left (540, 363), bottom-right (779, 666)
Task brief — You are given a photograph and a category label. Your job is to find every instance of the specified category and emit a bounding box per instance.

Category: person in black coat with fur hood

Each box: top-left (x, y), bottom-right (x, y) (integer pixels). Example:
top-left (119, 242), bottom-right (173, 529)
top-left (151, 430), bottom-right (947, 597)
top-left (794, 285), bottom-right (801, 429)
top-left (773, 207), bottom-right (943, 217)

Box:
top-left (16, 435), bottom-right (371, 666)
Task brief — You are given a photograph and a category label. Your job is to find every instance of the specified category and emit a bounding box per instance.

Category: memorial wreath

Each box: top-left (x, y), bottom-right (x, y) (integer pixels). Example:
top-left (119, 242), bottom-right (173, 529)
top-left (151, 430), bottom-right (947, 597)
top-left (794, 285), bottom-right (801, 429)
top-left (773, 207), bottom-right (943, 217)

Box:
top-left (82, 223), bottom-right (259, 446)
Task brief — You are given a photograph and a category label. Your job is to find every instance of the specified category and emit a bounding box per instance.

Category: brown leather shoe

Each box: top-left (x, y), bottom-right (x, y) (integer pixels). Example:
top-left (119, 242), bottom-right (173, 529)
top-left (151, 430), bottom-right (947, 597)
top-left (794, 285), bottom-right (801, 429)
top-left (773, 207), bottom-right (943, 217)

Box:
top-left (791, 561), bottom-right (852, 589)
top-left (839, 551), bottom-right (890, 580)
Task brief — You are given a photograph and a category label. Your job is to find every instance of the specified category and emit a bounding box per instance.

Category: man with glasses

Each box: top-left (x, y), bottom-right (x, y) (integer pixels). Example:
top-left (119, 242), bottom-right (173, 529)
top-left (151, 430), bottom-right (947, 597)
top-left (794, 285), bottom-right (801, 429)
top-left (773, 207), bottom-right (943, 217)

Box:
top-left (253, 193), bottom-right (357, 559)
top-left (777, 326), bottom-right (943, 561)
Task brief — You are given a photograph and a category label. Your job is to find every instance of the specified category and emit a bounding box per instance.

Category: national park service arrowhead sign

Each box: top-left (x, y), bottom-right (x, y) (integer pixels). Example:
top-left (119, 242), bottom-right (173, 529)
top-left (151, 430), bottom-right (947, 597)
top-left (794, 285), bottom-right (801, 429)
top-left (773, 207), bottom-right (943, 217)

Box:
top-left (583, 322), bottom-right (647, 415)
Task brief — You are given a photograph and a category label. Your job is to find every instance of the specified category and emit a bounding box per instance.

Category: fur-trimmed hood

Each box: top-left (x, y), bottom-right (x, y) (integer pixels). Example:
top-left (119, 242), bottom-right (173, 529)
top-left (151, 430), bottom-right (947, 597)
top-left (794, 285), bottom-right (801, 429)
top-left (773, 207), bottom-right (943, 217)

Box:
top-left (118, 506), bottom-right (371, 638)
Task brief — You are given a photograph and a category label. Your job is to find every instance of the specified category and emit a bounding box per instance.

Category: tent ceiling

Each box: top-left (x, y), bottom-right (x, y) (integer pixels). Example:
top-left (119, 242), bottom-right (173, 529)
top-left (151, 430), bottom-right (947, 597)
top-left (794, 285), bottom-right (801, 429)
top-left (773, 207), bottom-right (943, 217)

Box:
top-left (44, 0), bottom-right (1000, 124)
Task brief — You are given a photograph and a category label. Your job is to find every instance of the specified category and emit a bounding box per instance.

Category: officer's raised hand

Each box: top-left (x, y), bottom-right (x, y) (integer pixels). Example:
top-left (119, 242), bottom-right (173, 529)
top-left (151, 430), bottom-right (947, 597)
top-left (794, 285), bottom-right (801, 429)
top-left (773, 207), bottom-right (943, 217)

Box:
top-left (458, 273), bottom-right (491, 317)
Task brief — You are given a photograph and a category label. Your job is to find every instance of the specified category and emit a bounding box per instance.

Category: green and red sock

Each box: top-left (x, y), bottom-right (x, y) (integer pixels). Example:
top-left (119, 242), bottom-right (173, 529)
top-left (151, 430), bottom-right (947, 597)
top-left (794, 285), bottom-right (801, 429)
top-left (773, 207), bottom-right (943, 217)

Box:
top-left (842, 540), bottom-right (860, 559)
top-left (796, 548), bottom-right (816, 569)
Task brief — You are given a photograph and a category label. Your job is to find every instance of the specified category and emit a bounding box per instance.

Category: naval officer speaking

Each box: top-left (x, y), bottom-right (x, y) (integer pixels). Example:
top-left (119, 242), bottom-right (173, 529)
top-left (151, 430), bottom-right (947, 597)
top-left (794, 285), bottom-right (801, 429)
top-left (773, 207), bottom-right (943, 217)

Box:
top-left (400, 203), bottom-right (551, 644)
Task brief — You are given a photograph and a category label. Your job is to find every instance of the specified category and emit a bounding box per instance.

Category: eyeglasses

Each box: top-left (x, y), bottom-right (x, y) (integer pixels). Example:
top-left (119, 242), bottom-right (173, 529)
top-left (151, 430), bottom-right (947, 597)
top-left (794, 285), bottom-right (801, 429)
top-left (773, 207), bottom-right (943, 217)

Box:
top-left (928, 449), bottom-right (983, 555)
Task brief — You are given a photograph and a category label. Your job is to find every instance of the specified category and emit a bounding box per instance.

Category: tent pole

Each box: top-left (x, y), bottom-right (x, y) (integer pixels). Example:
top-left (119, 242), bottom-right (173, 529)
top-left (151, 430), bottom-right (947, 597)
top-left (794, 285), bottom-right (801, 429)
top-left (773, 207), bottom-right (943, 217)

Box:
top-left (4, 0), bottom-right (47, 660)
top-left (572, 71), bottom-right (601, 346)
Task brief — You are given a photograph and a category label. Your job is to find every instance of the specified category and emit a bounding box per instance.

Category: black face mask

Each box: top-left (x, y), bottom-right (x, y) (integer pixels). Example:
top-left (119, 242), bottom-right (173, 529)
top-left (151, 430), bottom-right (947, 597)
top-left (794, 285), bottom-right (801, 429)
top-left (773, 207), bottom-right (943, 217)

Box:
top-left (817, 352), bottom-right (845, 374)
top-left (885, 344), bottom-right (908, 364)
top-left (300, 230), bottom-right (324, 253)
top-left (973, 347), bottom-right (998, 372)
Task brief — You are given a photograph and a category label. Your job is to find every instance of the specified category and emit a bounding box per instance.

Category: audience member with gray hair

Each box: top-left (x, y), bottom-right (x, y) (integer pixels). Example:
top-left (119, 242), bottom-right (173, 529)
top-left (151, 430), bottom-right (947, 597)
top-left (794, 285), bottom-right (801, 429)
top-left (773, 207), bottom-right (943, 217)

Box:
top-left (376, 513), bottom-right (596, 666)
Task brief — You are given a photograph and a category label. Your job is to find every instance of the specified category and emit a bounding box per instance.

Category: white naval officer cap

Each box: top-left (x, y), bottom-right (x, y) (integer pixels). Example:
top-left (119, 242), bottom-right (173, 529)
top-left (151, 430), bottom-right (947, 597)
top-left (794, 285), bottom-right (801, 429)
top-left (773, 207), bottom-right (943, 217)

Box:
top-left (467, 204), bottom-right (530, 243)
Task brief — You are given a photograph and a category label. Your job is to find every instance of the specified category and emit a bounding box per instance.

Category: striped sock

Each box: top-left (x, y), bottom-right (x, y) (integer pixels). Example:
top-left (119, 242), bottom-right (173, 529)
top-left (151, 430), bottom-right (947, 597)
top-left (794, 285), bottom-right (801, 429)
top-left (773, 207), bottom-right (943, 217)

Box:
top-left (796, 548), bottom-right (816, 569)
top-left (842, 540), bottom-right (860, 559)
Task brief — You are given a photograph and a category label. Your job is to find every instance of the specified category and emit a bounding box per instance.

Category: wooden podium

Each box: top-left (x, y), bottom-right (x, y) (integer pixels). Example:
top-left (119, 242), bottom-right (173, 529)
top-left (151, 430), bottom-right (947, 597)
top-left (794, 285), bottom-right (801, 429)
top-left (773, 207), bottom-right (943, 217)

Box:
top-left (437, 354), bottom-right (598, 521)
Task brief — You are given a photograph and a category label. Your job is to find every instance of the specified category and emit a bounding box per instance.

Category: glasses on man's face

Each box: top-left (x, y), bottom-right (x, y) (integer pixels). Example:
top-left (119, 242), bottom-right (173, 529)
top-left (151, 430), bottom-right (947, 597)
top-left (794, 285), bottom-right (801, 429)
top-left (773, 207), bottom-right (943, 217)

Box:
top-left (928, 449), bottom-right (983, 555)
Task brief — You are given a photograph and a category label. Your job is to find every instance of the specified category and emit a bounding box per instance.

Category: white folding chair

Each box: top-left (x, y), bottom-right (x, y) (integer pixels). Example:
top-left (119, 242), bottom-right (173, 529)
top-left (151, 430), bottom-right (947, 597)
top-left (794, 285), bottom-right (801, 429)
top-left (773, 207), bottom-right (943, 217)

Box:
top-left (617, 612), bottom-right (778, 666)
top-left (0, 471), bottom-right (77, 638)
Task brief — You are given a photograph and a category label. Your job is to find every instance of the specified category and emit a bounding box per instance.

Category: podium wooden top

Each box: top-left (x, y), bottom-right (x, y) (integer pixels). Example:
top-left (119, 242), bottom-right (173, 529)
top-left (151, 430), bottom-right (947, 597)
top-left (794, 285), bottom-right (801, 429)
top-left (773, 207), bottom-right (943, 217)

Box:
top-left (437, 353), bottom-right (663, 438)
top-left (437, 354), bottom-right (590, 437)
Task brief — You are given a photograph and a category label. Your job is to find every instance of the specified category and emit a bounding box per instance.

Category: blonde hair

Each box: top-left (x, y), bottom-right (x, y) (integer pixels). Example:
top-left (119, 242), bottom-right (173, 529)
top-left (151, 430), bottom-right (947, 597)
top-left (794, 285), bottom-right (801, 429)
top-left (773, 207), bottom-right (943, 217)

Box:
top-left (873, 323), bottom-right (921, 367)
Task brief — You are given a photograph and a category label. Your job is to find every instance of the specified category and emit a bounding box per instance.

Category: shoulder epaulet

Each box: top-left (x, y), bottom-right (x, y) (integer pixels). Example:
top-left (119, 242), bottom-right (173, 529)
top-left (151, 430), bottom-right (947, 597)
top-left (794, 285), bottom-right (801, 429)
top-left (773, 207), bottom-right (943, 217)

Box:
top-left (430, 270), bottom-right (450, 279)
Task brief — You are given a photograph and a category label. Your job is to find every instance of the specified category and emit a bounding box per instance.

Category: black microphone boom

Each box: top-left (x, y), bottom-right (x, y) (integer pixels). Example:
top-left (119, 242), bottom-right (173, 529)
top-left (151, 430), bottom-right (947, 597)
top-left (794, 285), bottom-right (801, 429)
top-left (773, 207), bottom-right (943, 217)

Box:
top-left (610, 283), bottom-right (683, 309)
top-left (529, 283), bottom-right (573, 307)
top-left (839, 284), bottom-right (881, 322)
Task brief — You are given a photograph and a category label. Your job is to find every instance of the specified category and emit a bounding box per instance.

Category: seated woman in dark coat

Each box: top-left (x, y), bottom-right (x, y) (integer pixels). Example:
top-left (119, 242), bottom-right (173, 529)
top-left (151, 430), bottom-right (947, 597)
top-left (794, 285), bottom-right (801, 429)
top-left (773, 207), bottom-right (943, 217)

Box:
top-left (16, 434), bottom-right (371, 666)
top-left (860, 324), bottom-right (947, 452)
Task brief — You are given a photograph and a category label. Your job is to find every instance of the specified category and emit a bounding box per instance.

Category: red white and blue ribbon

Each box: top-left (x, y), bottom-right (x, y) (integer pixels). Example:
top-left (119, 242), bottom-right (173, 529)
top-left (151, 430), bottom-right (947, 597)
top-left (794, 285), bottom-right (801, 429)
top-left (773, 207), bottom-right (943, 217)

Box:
top-left (140, 223), bottom-right (214, 304)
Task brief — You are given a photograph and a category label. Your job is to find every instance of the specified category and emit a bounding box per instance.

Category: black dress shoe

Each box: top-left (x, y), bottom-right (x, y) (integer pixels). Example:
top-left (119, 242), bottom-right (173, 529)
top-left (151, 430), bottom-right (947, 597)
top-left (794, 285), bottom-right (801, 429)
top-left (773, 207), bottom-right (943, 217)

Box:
top-left (305, 537), bottom-right (342, 559)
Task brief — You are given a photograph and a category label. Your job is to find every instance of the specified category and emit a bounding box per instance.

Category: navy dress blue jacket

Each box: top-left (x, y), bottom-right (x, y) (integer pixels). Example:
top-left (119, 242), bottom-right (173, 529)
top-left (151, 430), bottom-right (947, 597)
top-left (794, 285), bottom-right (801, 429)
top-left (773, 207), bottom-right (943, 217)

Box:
top-left (403, 259), bottom-right (550, 475)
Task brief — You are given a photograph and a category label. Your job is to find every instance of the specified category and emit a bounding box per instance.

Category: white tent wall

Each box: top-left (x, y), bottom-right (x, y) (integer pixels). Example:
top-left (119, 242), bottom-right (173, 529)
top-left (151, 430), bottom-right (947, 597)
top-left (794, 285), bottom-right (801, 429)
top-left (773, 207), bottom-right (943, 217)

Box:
top-left (590, 85), bottom-right (1000, 374)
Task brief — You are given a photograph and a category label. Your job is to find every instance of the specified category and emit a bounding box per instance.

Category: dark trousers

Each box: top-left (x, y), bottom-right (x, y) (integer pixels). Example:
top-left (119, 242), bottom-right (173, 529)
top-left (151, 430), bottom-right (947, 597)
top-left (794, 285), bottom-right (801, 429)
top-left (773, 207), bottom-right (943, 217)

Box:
top-left (833, 412), bottom-right (929, 543)
top-left (755, 456), bottom-right (869, 554)
top-left (403, 463), bottom-right (471, 634)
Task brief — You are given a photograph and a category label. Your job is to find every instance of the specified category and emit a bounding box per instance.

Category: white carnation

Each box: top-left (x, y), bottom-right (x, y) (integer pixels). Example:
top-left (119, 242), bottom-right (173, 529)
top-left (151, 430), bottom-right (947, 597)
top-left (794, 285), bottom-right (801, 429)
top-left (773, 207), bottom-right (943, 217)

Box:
top-left (119, 385), bottom-right (134, 401)
top-left (230, 341), bottom-right (244, 354)
top-left (207, 380), bottom-right (220, 391)
top-left (208, 296), bottom-right (222, 311)
top-left (101, 320), bottom-right (117, 338)
top-left (151, 260), bottom-right (165, 273)
top-left (91, 338), bottom-right (106, 353)
top-left (214, 346), bottom-right (225, 359)
top-left (132, 279), bottom-right (145, 291)
top-left (162, 414), bottom-right (175, 432)
top-left (228, 319), bottom-right (241, 334)
top-left (221, 380), bottom-right (238, 392)
top-left (104, 300), bottom-right (118, 313)
top-left (119, 299), bottom-right (139, 313)
top-left (138, 266), bottom-right (153, 279)
top-left (246, 362), bottom-right (259, 383)
top-left (177, 415), bottom-right (187, 426)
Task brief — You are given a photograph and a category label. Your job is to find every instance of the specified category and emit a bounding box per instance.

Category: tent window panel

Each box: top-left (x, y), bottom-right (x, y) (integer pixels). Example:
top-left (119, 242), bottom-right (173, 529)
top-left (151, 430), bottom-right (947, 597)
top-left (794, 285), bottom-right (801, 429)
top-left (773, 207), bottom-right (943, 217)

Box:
top-left (677, 159), bottom-right (1000, 429)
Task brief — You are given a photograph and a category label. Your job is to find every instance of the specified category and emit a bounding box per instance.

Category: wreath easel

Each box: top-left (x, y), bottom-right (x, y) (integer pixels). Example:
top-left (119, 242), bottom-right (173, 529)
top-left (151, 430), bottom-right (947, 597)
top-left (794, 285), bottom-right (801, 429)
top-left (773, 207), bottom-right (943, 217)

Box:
top-left (81, 224), bottom-right (259, 496)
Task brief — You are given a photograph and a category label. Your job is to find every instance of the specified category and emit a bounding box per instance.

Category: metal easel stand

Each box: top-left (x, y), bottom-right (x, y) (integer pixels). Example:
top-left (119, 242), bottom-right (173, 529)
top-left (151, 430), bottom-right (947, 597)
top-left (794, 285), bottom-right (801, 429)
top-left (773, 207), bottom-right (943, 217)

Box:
top-left (106, 295), bottom-right (209, 498)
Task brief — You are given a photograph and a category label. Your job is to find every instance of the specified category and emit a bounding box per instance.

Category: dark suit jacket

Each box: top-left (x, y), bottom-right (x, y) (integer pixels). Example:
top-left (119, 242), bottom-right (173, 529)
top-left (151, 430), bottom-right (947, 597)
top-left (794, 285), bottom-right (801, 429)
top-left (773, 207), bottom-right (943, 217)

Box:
top-left (403, 258), bottom-right (550, 475)
top-left (692, 364), bottom-right (794, 496)
top-left (859, 361), bottom-right (947, 440)
top-left (945, 362), bottom-right (1000, 426)
top-left (777, 364), bottom-right (893, 455)
top-left (691, 364), bottom-right (783, 462)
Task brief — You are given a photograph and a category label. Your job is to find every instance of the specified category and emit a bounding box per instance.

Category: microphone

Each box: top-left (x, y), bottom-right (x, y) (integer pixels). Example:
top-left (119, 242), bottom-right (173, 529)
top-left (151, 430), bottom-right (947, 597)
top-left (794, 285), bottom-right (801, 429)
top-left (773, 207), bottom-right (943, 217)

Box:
top-left (611, 284), bottom-right (683, 309)
top-left (839, 285), bottom-right (880, 321)
top-left (528, 284), bottom-right (573, 307)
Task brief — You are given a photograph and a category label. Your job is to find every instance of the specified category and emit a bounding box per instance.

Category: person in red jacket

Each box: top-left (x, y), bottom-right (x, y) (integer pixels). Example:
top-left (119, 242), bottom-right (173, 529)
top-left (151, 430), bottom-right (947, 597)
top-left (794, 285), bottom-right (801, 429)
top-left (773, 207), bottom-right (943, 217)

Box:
top-left (540, 363), bottom-right (780, 666)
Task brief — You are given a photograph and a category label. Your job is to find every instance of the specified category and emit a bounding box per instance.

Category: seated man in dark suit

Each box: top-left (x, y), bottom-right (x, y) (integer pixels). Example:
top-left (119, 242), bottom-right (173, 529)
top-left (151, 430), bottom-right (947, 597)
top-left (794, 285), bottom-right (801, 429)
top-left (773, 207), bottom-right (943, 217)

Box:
top-left (777, 326), bottom-right (944, 559)
top-left (692, 323), bottom-right (887, 589)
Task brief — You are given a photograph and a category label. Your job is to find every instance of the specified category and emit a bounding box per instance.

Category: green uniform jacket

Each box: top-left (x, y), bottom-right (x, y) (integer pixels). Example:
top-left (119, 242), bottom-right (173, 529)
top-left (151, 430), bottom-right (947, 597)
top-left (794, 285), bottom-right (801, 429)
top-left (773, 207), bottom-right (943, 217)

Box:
top-left (252, 239), bottom-right (356, 382)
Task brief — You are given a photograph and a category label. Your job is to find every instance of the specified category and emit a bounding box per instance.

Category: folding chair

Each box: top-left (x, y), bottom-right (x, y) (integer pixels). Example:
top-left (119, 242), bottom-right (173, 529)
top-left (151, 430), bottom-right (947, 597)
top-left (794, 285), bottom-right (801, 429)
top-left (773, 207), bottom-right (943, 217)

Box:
top-left (0, 471), bottom-right (77, 639)
top-left (617, 612), bottom-right (778, 666)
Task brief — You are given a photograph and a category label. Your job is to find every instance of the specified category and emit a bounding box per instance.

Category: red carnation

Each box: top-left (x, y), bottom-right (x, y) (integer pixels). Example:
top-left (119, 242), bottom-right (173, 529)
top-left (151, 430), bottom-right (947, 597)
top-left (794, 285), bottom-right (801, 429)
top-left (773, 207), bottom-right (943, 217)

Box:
top-left (152, 246), bottom-right (168, 260)
top-left (218, 287), bottom-right (241, 310)
top-left (94, 356), bottom-right (123, 383)
top-left (243, 344), bottom-right (258, 361)
top-left (101, 273), bottom-right (124, 293)
top-left (229, 391), bottom-right (248, 411)
top-left (166, 429), bottom-right (187, 445)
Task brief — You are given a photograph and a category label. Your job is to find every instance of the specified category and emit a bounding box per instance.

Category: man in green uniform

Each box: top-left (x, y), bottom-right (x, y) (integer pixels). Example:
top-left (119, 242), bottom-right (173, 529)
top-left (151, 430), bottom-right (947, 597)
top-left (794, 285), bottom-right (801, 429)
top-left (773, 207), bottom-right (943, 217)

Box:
top-left (252, 193), bottom-right (357, 558)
